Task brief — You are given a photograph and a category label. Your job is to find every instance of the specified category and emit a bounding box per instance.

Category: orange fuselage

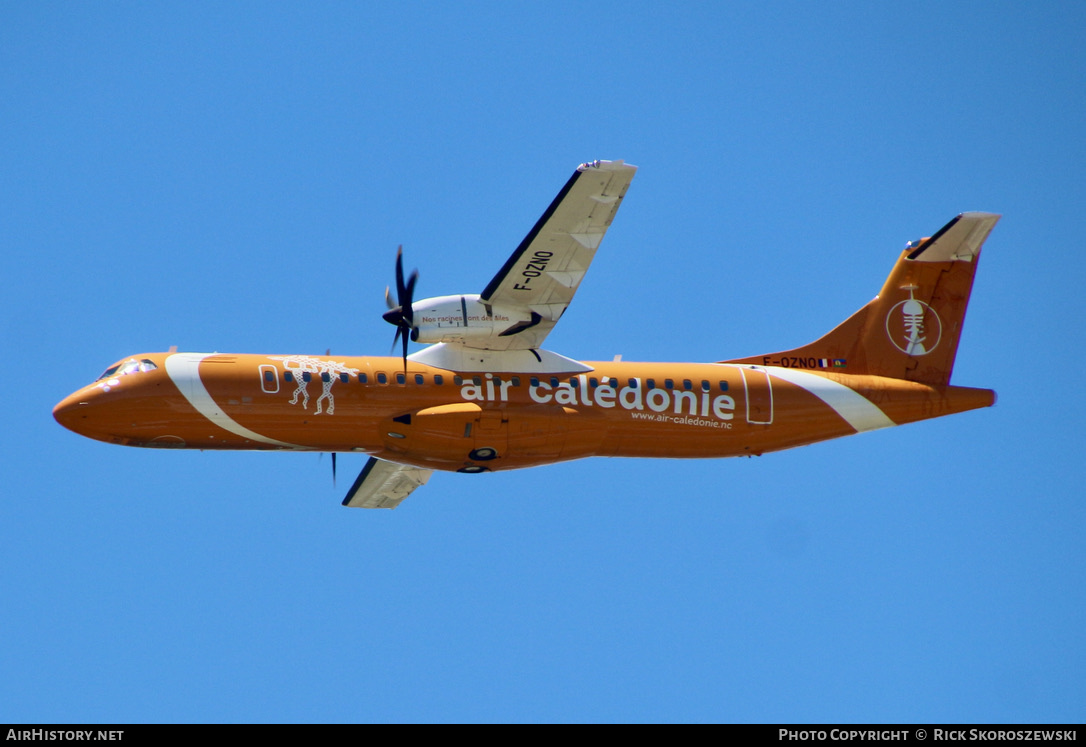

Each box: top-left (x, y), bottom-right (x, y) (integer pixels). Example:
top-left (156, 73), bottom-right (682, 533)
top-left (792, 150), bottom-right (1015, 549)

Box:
top-left (53, 352), bottom-right (994, 473)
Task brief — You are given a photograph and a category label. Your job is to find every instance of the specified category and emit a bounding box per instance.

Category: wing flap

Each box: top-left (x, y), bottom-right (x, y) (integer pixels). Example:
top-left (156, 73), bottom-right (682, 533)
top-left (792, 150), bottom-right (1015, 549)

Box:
top-left (342, 456), bottom-right (432, 509)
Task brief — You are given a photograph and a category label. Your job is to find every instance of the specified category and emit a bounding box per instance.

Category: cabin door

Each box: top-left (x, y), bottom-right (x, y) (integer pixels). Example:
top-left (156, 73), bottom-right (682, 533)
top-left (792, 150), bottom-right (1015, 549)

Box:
top-left (740, 367), bottom-right (774, 425)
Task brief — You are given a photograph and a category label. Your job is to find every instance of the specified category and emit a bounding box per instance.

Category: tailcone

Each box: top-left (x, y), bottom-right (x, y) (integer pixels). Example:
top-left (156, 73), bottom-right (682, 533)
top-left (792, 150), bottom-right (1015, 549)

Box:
top-left (945, 385), bottom-right (996, 415)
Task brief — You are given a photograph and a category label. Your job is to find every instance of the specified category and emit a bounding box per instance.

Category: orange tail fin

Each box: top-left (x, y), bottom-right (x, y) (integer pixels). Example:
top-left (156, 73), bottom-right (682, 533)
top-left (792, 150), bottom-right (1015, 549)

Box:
top-left (723, 213), bottom-right (1000, 386)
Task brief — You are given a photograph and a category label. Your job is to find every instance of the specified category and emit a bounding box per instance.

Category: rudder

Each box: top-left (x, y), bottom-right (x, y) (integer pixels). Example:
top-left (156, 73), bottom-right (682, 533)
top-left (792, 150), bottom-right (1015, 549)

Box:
top-left (723, 213), bottom-right (1000, 386)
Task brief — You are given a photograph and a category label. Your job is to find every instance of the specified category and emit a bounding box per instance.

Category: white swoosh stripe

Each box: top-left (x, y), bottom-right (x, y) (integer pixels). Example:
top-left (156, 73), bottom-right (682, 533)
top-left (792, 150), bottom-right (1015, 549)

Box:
top-left (165, 353), bottom-right (301, 448)
top-left (764, 367), bottom-right (896, 432)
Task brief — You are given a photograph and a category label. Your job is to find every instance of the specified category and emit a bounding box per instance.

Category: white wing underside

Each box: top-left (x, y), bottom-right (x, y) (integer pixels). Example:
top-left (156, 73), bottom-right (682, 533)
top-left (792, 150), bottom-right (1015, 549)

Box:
top-left (342, 456), bottom-right (432, 509)
top-left (474, 159), bottom-right (637, 351)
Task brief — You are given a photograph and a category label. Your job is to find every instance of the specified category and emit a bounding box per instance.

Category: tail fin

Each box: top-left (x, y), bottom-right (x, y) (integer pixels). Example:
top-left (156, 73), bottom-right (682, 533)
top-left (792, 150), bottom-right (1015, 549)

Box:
top-left (723, 213), bottom-right (1000, 386)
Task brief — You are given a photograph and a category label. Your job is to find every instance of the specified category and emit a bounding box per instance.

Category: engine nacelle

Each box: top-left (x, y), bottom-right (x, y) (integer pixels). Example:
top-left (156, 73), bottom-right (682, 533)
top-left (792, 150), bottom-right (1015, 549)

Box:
top-left (410, 294), bottom-right (538, 345)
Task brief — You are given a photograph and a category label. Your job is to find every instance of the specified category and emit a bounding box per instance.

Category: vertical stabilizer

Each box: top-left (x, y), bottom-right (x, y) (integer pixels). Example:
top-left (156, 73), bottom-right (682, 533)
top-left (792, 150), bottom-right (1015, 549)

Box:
top-left (723, 213), bottom-right (1000, 386)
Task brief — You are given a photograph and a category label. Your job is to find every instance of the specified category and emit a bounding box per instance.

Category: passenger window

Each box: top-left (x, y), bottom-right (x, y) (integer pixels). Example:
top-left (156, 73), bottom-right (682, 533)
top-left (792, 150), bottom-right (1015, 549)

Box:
top-left (609, 378), bottom-right (618, 388)
top-left (627, 378), bottom-right (638, 388)
top-left (284, 372), bottom-right (294, 383)
top-left (415, 374), bottom-right (424, 385)
top-left (377, 372), bottom-right (387, 384)
top-left (719, 380), bottom-right (729, 391)
top-left (340, 373), bottom-right (349, 383)
top-left (472, 376), bottom-right (482, 386)
top-left (683, 379), bottom-right (692, 391)
top-left (454, 376), bottom-right (464, 385)
top-left (549, 377), bottom-right (559, 387)
top-left (434, 374), bottom-right (444, 385)
top-left (358, 373), bottom-right (368, 384)
top-left (511, 376), bottom-right (521, 387)
top-left (264, 370), bottom-right (274, 383)
top-left (569, 377), bottom-right (580, 387)
top-left (302, 371), bottom-right (312, 382)
top-left (647, 378), bottom-right (656, 390)
top-left (530, 377), bottom-right (540, 387)
top-left (665, 378), bottom-right (674, 390)
top-left (396, 373), bottom-right (406, 385)
top-left (589, 377), bottom-right (599, 388)
top-left (321, 372), bottom-right (330, 382)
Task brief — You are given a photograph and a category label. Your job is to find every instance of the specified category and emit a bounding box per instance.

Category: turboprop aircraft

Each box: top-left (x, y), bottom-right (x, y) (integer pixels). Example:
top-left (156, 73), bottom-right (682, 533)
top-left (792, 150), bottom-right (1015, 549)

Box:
top-left (53, 160), bottom-right (1000, 509)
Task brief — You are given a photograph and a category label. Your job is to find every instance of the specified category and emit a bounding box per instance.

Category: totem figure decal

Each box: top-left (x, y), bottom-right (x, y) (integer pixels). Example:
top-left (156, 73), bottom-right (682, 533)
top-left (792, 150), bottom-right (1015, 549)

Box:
top-left (268, 356), bottom-right (360, 415)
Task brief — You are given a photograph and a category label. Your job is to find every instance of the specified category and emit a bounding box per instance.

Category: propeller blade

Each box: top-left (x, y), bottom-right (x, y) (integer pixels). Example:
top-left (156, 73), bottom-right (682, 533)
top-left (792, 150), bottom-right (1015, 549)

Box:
top-left (384, 244), bottom-right (419, 374)
top-left (395, 245), bottom-right (406, 302)
top-left (332, 452), bottom-right (337, 487)
top-left (402, 269), bottom-right (418, 327)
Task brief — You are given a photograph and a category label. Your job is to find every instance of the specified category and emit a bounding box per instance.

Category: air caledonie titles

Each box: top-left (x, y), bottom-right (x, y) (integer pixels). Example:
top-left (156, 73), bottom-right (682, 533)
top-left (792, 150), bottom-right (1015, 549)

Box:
top-left (457, 372), bottom-right (738, 423)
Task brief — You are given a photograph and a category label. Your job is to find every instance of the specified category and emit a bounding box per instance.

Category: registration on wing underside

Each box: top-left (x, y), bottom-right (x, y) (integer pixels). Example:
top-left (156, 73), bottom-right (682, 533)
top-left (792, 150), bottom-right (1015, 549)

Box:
top-left (480, 161), bottom-right (637, 339)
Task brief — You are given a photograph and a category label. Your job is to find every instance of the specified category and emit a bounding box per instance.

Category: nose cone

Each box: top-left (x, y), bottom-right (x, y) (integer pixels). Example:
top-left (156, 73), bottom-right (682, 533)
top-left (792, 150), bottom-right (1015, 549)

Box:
top-left (53, 390), bottom-right (86, 432)
top-left (53, 386), bottom-right (116, 443)
top-left (382, 307), bottom-right (404, 326)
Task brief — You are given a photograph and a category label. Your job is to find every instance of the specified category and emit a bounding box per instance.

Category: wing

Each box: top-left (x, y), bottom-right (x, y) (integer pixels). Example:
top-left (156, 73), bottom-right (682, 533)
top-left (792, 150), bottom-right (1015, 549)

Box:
top-left (342, 456), bottom-right (432, 509)
top-left (478, 159), bottom-right (636, 350)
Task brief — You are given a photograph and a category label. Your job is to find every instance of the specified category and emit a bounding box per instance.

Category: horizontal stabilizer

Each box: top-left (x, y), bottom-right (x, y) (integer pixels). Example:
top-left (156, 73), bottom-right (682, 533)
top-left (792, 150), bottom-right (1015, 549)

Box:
top-left (342, 456), bottom-right (432, 509)
top-left (908, 212), bottom-right (1000, 262)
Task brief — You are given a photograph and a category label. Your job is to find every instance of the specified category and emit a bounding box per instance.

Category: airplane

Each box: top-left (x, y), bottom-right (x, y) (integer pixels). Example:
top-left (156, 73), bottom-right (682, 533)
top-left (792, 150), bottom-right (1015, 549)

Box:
top-left (53, 159), bottom-right (999, 509)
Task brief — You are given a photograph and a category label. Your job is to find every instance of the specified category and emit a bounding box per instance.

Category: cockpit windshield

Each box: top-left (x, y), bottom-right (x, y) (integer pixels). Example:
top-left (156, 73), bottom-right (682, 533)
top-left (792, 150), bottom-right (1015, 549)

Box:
top-left (96, 358), bottom-right (158, 381)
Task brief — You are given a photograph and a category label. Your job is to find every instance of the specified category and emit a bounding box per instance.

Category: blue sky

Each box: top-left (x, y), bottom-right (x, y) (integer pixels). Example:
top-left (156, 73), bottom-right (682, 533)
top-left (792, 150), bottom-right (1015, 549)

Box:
top-left (3, 2), bottom-right (1084, 723)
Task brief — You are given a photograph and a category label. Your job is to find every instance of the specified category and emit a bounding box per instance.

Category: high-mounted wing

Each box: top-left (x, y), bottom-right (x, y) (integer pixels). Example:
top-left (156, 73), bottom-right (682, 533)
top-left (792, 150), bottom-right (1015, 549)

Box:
top-left (342, 456), bottom-right (432, 509)
top-left (478, 159), bottom-right (636, 350)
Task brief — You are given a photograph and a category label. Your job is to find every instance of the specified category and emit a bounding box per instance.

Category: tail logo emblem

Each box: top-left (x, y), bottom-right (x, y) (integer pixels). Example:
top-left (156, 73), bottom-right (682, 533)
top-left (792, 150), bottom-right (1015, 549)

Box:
top-left (886, 288), bottom-right (942, 356)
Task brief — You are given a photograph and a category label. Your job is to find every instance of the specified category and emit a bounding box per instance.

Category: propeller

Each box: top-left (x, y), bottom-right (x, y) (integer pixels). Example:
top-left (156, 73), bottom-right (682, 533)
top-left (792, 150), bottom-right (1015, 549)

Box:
top-left (382, 245), bottom-right (419, 371)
